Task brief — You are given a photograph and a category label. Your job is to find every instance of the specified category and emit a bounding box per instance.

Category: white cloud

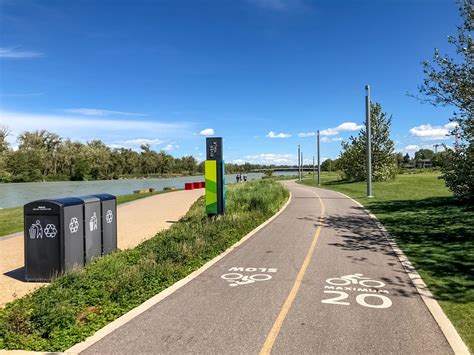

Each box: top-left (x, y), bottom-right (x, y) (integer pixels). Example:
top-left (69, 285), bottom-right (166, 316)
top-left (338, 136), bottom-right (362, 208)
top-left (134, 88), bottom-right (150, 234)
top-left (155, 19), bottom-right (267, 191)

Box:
top-left (266, 131), bottom-right (292, 138)
top-left (163, 143), bottom-right (179, 151)
top-left (298, 132), bottom-right (316, 138)
top-left (63, 108), bottom-right (145, 117)
top-left (199, 128), bottom-right (215, 136)
top-left (320, 122), bottom-right (363, 136)
top-left (123, 138), bottom-right (163, 146)
top-left (404, 145), bottom-right (420, 151)
top-left (321, 136), bottom-right (343, 143)
top-left (0, 110), bottom-right (191, 146)
top-left (238, 153), bottom-right (294, 164)
top-left (0, 47), bottom-right (43, 59)
top-left (444, 122), bottom-right (459, 130)
top-left (409, 122), bottom-right (457, 140)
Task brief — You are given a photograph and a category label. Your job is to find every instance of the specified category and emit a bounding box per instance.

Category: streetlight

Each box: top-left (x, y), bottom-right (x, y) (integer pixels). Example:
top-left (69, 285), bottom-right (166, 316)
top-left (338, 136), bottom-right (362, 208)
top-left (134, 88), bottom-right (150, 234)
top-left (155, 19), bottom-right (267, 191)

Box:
top-left (317, 130), bottom-right (321, 186)
top-left (297, 145), bottom-right (301, 181)
top-left (366, 85), bottom-right (373, 197)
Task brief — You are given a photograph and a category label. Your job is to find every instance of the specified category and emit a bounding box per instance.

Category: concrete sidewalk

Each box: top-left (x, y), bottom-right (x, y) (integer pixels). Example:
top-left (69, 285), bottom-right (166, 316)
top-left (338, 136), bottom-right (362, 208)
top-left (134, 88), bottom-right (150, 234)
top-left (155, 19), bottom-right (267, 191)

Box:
top-left (0, 189), bottom-right (204, 307)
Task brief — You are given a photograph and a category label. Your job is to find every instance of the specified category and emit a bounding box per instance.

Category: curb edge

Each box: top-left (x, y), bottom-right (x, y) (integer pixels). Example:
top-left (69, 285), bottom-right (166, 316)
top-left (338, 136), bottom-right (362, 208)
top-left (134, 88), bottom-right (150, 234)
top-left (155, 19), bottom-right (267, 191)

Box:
top-left (331, 190), bottom-right (470, 355)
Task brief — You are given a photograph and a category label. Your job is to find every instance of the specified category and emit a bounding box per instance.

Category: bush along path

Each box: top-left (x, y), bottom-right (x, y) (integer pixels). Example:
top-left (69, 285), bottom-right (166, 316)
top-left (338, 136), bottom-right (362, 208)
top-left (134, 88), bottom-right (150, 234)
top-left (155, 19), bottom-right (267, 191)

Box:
top-left (0, 180), bottom-right (289, 351)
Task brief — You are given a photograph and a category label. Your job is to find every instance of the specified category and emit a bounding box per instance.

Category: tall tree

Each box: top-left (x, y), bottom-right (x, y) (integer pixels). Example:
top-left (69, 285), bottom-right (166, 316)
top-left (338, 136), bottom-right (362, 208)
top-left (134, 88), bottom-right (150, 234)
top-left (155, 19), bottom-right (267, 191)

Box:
top-left (417, 0), bottom-right (473, 199)
top-left (338, 102), bottom-right (398, 181)
top-left (415, 149), bottom-right (435, 161)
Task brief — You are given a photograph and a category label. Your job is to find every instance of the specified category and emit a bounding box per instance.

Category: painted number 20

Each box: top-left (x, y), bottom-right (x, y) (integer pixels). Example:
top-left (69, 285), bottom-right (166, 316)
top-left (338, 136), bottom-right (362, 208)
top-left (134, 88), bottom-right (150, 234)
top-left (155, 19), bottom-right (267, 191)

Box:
top-left (322, 291), bottom-right (392, 309)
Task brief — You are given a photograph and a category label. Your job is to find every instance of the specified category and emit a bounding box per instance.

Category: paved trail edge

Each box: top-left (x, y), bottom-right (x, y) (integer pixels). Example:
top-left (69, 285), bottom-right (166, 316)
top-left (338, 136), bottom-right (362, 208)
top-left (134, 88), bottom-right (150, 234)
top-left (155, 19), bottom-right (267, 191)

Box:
top-left (66, 192), bottom-right (292, 354)
top-left (323, 188), bottom-right (469, 355)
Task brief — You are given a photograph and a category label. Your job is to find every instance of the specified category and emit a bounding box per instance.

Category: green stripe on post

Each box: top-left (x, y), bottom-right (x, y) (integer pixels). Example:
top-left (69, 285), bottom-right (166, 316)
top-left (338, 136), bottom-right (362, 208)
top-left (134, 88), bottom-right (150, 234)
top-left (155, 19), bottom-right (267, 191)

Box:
top-left (205, 160), bottom-right (218, 215)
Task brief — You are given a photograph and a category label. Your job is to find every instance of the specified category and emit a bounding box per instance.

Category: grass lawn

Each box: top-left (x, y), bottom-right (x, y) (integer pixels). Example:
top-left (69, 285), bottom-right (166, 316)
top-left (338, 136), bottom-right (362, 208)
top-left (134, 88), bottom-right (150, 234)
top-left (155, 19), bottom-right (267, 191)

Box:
top-left (300, 172), bottom-right (474, 350)
top-left (0, 190), bottom-right (175, 237)
top-left (0, 180), bottom-right (289, 351)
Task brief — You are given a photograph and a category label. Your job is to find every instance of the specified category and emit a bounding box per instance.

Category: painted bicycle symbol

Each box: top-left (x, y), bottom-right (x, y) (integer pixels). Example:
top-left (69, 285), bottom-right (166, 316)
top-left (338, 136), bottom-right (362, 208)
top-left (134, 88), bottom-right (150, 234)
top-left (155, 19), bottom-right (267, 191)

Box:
top-left (326, 273), bottom-right (386, 288)
top-left (221, 272), bottom-right (273, 287)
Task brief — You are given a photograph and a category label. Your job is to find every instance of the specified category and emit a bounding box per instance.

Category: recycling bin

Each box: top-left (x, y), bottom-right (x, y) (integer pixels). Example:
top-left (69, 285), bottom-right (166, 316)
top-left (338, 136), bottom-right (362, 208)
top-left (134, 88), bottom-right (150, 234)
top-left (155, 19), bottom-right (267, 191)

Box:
top-left (77, 196), bottom-right (102, 264)
top-left (92, 194), bottom-right (117, 255)
top-left (24, 197), bottom-right (84, 281)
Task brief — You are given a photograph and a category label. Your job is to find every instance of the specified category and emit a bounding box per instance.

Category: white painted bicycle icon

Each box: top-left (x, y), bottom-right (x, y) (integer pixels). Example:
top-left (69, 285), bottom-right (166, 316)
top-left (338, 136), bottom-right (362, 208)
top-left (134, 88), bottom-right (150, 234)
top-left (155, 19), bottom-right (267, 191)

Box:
top-left (326, 273), bottom-right (385, 288)
top-left (221, 272), bottom-right (272, 287)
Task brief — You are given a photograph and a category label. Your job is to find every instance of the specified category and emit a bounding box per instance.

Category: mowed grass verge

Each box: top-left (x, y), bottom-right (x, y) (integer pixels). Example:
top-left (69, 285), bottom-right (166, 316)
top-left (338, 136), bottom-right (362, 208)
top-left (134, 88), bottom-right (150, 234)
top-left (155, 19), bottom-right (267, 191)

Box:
top-left (0, 190), bottom-right (173, 237)
top-left (300, 172), bottom-right (473, 350)
top-left (0, 180), bottom-right (289, 351)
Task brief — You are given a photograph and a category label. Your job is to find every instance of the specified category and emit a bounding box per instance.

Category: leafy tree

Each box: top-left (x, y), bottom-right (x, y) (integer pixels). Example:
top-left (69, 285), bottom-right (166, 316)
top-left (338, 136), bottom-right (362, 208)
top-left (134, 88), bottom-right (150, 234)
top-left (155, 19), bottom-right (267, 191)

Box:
top-left (432, 150), bottom-right (452, 168)
top-left (0, 126), bottom-right (10, 154)
top-left (338, 102), bottom-right (398, 181)
top-left (417, 0), bottom-right (473, 199)
top-left (395, 153), bottom-right (404, 167)
top-left (403, 153), bottom-right (411, 164)
top-left (0, 127), bottom-right (11, 182)
top-left (414, 149), bottom-right (435, 161)
top-left (320, 159), bottom-right (334, 172)
top-left (5, 150), bottom-right (44, 182)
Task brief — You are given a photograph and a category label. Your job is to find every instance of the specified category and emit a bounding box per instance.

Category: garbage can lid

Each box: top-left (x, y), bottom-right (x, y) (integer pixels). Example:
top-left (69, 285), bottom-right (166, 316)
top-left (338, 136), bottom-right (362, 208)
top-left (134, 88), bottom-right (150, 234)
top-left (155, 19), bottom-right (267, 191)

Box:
top-left (92, 193), bottom-right (116, 201)
top-left (24, 197), bottom-right (84, 214)
top-left (76, 195), bottom-right (101, 204)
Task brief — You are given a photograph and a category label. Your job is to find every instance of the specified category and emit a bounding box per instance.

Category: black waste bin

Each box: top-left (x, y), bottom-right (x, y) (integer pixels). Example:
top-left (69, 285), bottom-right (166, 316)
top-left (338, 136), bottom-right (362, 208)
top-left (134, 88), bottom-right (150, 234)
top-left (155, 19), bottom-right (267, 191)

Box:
top-left (93, 194), bottom-right (117, 255)
top-left (77, 196), bottom-right (102, 264)
top-left (24, 197), bottom-right (84, 281)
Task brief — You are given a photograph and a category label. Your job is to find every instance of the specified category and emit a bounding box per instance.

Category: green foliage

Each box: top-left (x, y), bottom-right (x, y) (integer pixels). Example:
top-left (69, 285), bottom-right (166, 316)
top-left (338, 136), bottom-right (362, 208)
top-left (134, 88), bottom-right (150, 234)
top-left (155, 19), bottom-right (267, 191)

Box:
top-left (299, 173), bottom-right (473, 350)
top-left (0, 130), bottom-right (202, 183)
top-left (338, 102), bottom-right (398, 182)
top-left (0, 180), bottom-right (289, 351)
top-left (441, 144), bottom-right (474, 198)
top-left (415, 148), bottom-right (435, 161)
top-left (417, 1), bottom-right (473, 200)
top-left (263, 170), bottom-right (274, 178)
top-left (320, 158), bottom-right (336, 171)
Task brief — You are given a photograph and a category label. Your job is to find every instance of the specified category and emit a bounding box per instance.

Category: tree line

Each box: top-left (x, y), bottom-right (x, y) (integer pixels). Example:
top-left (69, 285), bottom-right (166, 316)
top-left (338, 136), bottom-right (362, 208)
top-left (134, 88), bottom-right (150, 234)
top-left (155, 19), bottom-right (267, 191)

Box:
top-left (0, 129), bottom-right (201, 182)
top-left (0, 129), bottom-right (298, 183)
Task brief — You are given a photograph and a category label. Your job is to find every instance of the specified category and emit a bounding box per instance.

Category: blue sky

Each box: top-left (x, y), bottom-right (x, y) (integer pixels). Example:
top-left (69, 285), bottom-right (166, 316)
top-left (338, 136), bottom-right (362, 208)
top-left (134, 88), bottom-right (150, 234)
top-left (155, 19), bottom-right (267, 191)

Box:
top-left (0, 0), bottom-right (460, 164)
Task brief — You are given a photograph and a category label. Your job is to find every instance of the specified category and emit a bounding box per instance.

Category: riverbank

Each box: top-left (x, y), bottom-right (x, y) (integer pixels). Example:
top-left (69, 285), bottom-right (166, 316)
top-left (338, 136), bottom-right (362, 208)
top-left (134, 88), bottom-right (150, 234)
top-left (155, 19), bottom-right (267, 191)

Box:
top-left (298, 172), bottom-right (473, 351)
top-left (0, 180), bottom-right (289, 351)
top-left (0, 173), bottom-right (265, 209)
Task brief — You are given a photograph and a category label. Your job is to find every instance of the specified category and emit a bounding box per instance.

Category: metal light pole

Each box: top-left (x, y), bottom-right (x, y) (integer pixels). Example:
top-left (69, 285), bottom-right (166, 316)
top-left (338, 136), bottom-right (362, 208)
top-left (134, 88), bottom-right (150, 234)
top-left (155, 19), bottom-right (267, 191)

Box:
top-left (313, 156), bottom-right (315, 180)
top-left (301, 151), bottom-right (304, 179)
top-left (317, 130), bottom-right (321, 186)
top-left (366, 85), bottom-right (373, 197)
top-left (297, 145), bottom-right (301, 181)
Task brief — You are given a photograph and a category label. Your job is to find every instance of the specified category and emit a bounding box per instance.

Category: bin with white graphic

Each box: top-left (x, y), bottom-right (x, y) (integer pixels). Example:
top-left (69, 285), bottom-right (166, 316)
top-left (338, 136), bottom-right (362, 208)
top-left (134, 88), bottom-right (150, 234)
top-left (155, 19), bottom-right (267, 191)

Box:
top-left (77, 196), bottom-right (102, 264)
top-left (24, 197), bottom-right (84, 281)
top-left (92, 194), bottom-right (117, 255)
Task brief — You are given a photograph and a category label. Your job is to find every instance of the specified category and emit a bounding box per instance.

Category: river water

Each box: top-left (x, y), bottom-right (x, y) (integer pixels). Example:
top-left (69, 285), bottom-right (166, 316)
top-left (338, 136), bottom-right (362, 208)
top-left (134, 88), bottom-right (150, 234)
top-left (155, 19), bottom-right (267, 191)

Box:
top-left (0, 172), bottom-right (300, 208)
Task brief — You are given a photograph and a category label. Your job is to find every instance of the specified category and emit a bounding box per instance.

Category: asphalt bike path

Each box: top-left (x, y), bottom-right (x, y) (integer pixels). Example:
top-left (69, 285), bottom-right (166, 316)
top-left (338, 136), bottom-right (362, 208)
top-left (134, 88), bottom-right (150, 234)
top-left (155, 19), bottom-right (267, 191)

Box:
top-left (83, 181), bottom-right (452, 354)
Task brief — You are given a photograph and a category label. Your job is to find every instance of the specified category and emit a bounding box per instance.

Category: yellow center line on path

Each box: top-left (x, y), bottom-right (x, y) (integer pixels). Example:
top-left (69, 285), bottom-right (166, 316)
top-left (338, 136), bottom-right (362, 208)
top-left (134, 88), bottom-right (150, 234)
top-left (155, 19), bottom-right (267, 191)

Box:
top-left (259, 188), bottom-right (325, 355)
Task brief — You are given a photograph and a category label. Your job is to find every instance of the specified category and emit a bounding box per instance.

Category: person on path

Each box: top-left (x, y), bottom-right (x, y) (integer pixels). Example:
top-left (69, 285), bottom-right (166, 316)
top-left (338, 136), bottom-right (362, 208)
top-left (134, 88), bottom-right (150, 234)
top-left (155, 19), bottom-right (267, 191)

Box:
top-left (243, 174), bottom-right (247, 182)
